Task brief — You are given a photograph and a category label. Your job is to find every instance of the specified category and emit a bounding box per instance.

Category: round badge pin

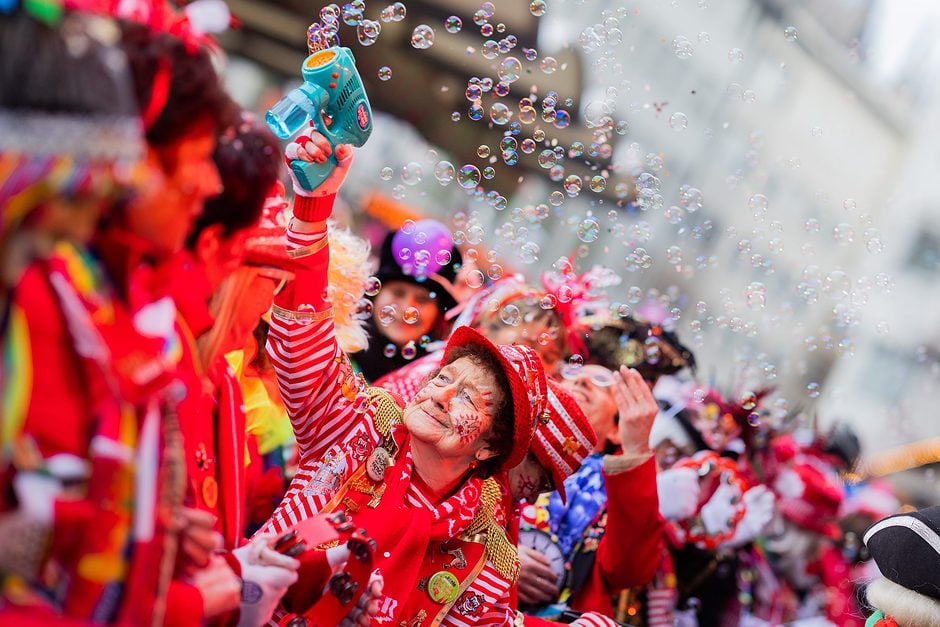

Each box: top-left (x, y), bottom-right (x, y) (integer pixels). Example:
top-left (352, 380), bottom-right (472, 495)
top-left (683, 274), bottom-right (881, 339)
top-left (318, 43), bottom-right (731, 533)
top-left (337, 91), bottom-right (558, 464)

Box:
top-left (201, 476), bottom-right (219, 509)
top-left (366, 447), bottom-right (390, 482)
top-left (427, 570), bottom-right (460, 604)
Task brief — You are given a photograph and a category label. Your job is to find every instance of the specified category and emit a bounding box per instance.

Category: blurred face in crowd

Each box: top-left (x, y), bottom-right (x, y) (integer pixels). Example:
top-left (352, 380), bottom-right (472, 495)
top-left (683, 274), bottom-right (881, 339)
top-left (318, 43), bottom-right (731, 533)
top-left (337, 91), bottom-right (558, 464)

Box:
top-left (508, 453), bottom-right (555, 503)
top-left (223, 269), bottom-right (282, 355)
top-left (127, 121), bottom-right (221, 259)
top-left (481, 303), bottom-right (564, 369)
top-left (195, 224), bottom-right (252, 292)
top-left (558, 364), bottom-right (618, 452)
top-left (372, 280), bottom-right (438, 346)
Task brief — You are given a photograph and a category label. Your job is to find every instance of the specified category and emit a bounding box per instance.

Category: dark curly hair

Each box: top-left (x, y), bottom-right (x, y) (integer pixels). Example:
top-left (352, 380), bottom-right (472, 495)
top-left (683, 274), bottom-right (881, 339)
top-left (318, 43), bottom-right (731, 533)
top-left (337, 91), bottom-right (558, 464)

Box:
top-left (187, 113), bottom-right (281, 245)
top-left (440, 345), bottom-right (514, 478)
top-left (120, 21), bottom-right (233, 147)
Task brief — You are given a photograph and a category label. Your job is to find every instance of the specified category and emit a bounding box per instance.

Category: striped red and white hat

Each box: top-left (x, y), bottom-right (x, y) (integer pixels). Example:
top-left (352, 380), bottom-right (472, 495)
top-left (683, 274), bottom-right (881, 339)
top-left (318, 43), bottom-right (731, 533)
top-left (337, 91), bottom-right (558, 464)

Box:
top-left (531, 379), bottom-right (598, 502)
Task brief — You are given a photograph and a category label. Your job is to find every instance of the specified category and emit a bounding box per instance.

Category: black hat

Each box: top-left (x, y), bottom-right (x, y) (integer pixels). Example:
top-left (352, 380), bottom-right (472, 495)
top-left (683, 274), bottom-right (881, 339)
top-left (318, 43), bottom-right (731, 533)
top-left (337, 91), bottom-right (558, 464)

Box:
top-left (375, 231), bottom-right (462, 313)
top-left (864, 506), bottom-right (940, 603)
top-left (578, 315), bottom-right (696, 381)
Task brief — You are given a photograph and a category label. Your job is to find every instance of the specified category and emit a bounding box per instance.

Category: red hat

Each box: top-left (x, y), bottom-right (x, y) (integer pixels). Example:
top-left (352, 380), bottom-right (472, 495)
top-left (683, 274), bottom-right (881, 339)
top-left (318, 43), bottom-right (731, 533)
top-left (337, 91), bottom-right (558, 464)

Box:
top-left (442, 326), bottom-right (547, 470)
top-left (773, 455), bottom-right (844, 540)
top-left (531, 379), bottom-right (597, 502)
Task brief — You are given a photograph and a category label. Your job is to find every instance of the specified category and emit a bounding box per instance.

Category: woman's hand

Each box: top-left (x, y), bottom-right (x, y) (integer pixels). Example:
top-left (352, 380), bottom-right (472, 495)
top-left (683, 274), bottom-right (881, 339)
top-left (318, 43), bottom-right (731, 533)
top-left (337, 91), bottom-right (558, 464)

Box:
top-left (610, 366), bottom-right (658, 458)
top-left (175, 507), bottom-right (223, 578)
top-left (233, 533), bottom-right (300, 627)
top-left (284, 129), bottom-right (354, 199)
top-left (339, 571), bottom-right (384, 627)
top-left (517, 545), bottom-right (560, 605)
top-left (191, 554), bottom-right (243, 617)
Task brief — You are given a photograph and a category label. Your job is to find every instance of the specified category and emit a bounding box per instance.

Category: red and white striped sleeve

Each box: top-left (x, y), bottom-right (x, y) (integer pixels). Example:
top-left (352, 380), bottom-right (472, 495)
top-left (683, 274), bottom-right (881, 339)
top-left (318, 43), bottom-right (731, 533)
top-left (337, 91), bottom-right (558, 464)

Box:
top-left (265, 194), bottom-right (363, 463)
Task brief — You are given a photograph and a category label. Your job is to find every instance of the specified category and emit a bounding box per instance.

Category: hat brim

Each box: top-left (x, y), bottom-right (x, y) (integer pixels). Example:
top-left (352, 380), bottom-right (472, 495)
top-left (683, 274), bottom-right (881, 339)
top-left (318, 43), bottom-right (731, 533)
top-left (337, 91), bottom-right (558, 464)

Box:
top-left (442, 326), bottom-right (535, 470)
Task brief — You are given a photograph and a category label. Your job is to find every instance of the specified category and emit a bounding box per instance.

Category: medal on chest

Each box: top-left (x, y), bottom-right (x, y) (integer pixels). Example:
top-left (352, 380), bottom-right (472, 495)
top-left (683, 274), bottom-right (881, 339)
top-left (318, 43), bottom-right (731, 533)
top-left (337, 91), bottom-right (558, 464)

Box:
top-left (427, 570), bottom-right (460, 604)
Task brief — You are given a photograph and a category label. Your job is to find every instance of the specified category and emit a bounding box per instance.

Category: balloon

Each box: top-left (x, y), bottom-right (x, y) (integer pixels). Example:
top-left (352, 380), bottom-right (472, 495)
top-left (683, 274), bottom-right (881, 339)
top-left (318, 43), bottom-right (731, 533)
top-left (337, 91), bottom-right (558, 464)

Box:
top-left (391, 219), bottom-right (453, 277)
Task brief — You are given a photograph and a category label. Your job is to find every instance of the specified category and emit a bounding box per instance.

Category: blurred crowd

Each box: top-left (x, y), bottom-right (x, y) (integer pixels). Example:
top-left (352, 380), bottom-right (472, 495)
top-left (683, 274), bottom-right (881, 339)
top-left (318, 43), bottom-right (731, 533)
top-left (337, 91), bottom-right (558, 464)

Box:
top-left (1, 2), bottom-right (938, 627)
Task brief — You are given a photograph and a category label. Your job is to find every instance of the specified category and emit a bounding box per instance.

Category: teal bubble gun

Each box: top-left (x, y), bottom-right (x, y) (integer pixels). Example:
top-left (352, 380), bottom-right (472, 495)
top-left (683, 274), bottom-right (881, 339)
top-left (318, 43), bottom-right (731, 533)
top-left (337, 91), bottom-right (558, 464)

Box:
top-left (266, 47), bottom-right (373, 191)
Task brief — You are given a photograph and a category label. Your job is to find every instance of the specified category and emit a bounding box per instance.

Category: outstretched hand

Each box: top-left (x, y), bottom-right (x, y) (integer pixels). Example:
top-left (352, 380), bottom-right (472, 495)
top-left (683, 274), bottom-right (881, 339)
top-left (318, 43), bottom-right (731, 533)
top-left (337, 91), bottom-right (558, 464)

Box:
top-left (610, 366), bottom-right (658, 457)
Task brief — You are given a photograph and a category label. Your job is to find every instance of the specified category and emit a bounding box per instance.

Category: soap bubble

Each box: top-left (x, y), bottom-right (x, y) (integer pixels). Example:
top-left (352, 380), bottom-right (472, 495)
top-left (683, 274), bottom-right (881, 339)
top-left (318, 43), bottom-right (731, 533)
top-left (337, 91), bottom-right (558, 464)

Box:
top-left (540, 56), bottom-right (558, 74)
top-left (401, 341), bottom-right (417, 360)
top-left (357, 19), bottom-right (381, 45)
top-left (673, 36), bottom-right (694, 59)
top-left (784, 26), bottom-right (798, 42)
top-left (379, 304), bottom-right (397, 326)
top-left (364, 276), bottom-right (381, 296)
top-left (379, 166), bottom-right (393, 181)
top-left (457, 164), bottom-right (481, 189)
top-left (377, 66), bottom-right (392, 80)
top-left (434, 160), bottom-right (455, 184)
top-left (564, 175), bottom-right (583, 196)
top-left (748, 193), bottom-right (768, 215)
top-left (402, 306), bottom-right (419, 325)
top-left (490, 102), bottom-right (512, 125)
top-left (498, 57), bottom-right (522, 83)
top-left (411, 24), bottom-right (435, 49)
top-left (529, 0), bottom-right (547, 16)
top-left (589, 175), bottom-right (607, 192)
top-left (728, 47), bottom-right (745, 63)
top-left (445, 15), bottom-right (462, 33)
top-left (499, 304), bottom-right (521, 326)
top-left (745, 282), bottom-right (766, 309)
top-left (669, 112), bottom-right (688, 130)
top-left (577, 217), bottom-right (600, 242)
top-left (401, 162), bottom-right (423, 186)
top-left (466, 269), bottom-right (485, 289)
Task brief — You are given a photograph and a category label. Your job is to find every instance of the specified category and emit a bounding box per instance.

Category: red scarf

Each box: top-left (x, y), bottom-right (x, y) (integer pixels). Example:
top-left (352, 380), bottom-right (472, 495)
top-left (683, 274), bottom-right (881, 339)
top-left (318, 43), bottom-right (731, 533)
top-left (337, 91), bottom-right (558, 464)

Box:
top-left (315, 426), bottom-right (484, 624)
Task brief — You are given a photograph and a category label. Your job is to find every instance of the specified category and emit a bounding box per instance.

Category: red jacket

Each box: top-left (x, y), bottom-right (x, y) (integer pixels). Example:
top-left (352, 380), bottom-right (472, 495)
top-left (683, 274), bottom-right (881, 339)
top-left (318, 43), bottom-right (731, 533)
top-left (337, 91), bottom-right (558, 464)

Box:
top-left (569, 457), bottom-right (662, 617)
top-left (521, 457), bottom-right (662, 625)
top-left (157, 252), bottom-right (247, 550)
top-left (1, 241), bottom-right (202, 626)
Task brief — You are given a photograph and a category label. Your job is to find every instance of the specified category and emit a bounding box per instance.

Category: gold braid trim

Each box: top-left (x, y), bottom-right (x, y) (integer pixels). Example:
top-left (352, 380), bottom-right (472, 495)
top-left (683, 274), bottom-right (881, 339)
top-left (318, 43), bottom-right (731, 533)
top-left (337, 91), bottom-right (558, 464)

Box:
top-left (287, 236), bottom-right (329, 258)
top-left (362, 390), bottom-right (520, 581)
top-left (270, 304), bottom-right (333, 323)
top-left (462, 478), bottom-right (520, 583)
top-left (366, 387), bottom-right (403, 453)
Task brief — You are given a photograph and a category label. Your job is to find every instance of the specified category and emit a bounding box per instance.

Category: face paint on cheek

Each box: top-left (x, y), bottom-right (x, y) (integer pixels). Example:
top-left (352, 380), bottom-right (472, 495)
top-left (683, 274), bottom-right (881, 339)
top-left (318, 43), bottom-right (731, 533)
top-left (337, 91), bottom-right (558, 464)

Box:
top-left (515, 473), bottom-right (540, 502)
top-left (479, 390), bottom-right (494, 411)
top-left (452, 410), bottom-right (482, 444)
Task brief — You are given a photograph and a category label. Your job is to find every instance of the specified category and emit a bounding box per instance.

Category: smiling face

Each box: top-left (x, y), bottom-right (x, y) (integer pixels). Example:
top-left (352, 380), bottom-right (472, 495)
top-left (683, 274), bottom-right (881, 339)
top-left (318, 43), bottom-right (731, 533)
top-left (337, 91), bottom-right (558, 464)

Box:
top-left (403, 355), bottom-right (503, 466)
top-left (558, 364), bottom-right (618, 451)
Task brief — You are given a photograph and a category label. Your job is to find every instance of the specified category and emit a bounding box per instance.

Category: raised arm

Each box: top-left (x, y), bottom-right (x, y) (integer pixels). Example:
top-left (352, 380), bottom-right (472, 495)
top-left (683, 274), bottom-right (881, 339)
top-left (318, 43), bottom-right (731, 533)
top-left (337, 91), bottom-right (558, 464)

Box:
top-left (595, 367), bottom-right (663, 590)
top-left (265, 133), bottom-right (362, 462)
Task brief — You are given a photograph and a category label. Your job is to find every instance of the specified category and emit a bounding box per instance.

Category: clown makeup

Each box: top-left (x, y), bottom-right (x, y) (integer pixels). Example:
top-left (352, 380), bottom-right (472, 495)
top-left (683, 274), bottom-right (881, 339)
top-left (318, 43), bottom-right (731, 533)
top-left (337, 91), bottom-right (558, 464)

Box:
top-left (405, 357), bottom-right (502, 462)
